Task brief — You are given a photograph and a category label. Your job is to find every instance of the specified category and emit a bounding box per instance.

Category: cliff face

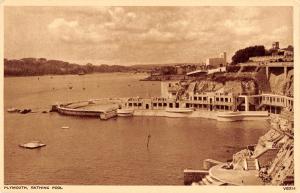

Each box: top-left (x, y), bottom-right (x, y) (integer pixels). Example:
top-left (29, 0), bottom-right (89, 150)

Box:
top-left (190, 67), bottom-right (293, 97)
top-left (195, 80), bottom-right (224, 93)
top-left (268, 138), bottom-right (294, 185)
top-left (254, 67), bottom-right (271, 93)
top-left (268, 69), bottom-right (293, 97)
top-left (284, 69), bottom-right (294, 97)
top-left (192, 79), bottom-right (257, 95)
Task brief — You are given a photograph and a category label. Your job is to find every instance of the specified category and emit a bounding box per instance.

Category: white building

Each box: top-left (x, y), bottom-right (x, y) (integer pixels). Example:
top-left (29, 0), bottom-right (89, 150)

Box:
top-left (205, 52), bottom-right (227, 67)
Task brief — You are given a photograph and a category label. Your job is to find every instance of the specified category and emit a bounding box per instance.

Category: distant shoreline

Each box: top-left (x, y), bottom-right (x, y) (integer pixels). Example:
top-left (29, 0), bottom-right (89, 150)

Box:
top-left (3, 71), bottom-right (148, 78)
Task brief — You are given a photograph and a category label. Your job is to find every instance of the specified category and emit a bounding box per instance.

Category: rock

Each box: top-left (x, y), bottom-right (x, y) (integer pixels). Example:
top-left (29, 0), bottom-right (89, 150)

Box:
top-left (7, 108), bottom-right (19, 113)
top-left (20, 109), bottom-right (32, 114)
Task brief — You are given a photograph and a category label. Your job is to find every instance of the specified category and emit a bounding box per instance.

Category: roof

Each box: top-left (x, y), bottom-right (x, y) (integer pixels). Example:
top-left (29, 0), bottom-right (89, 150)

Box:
top-left (186, 69), bottom-right (207, 76)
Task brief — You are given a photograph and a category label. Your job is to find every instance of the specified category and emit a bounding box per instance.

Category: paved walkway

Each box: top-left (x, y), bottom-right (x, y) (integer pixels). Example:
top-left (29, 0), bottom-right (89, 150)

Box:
top-left (209, 164), bottom-right (264, 185)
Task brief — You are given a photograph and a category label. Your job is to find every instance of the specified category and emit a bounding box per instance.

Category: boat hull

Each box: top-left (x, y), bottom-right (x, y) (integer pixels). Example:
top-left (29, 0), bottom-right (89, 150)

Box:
top-left (165, 108), bottom-right (194, 113)
top-left (217, 111), bottom-right (269, 122)
top-left (117, 109), bottom-right (134, 117)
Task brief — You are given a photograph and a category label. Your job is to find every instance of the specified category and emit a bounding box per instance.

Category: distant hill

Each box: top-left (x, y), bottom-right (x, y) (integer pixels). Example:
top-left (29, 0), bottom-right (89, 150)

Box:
top-left (4, 58), bottom-right (135, 76)
top-left (4, 58), bottom-right (203, 77)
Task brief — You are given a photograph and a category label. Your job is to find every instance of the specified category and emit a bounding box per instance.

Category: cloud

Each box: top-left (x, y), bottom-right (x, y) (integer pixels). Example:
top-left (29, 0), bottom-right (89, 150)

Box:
top-left (7, 6), bottom-right (291, 64)
top-left (223, 19), bottom-right (262, 35)
top-left (48, 18), bottom-right (78, 29)
top-left (48, 18), bottom-right (111, 43)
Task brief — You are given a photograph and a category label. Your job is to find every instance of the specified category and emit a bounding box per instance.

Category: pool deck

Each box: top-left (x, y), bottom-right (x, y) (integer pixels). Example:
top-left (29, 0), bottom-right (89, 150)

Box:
top-left (209, 164), bottom-right (263, 185)
top-left (54, 99), bottom-right (269, 121)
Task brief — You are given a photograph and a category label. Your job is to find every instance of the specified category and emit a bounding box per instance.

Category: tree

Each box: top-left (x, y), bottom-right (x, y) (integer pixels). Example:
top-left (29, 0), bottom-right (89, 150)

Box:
top-left (160, 66), bottom-right (176, 75)
top-left (286, 45), bottom-right (294, 51)
top-left (85, 63), bottom-right (94, 73)
top-left (231, 45), bottom-right (266, 65)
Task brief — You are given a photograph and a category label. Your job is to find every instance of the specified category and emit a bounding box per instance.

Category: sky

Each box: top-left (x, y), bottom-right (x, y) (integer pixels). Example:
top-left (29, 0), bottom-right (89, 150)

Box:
top-left (4, 6), bottom-right (293, 65)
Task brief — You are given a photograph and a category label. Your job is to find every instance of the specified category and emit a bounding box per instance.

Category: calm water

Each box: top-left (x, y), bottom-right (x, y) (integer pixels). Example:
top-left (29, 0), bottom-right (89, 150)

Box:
top-left (4, 73), bottom-right (268, 185)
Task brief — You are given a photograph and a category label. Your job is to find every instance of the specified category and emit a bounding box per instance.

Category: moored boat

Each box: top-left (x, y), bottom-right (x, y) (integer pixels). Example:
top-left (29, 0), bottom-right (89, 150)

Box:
top-left (165, 108), bottom-right (194, 113)
top-left (19, 141), bottom-right (46, 149)
top-left (100, 110), bottom-right (117, 120)
top-left (117, 108), bottom-right (134, 117)
top-left (7, 108), bottom-right (19, 113)
top-left (217, 111), bottom-right (269, 122)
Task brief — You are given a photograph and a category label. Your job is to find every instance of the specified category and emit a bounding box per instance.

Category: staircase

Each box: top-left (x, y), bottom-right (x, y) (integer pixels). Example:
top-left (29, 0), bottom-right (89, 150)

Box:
top-left (245, 158), bottom-right (259, 170)
top-left (194, 174), bottom-right (225, 185)
top-left (256, 102), bottom-right (265, 111)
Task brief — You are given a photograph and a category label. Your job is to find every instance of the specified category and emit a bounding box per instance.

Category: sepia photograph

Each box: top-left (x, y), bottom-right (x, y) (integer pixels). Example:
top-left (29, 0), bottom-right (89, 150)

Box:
top-left (1, 1), bottom-right (298, 192)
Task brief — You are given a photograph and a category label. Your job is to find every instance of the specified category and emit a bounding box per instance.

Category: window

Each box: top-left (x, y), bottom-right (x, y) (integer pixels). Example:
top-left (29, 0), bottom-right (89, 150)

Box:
top-left (221, 98), bottom-right (224, 102)
top-left (203, 97), bottom-right (207, 101)
top-left (225, 98), bottom-right (228, 102)
top-left (198, 97), bottom-right (202, 101)
top-left (194, 97), bottom-right (197, 100)
top-left (153, 103), bottom-right (157, 107)
top-left (216, 97), bottom-right (219, 101)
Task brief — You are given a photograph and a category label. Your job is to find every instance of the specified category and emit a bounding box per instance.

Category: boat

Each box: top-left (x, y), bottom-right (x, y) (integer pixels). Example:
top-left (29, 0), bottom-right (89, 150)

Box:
top-left (117, 108), bottom-right (134, 117)
top-left (165, 108), bottom-right (194, 113)
top-left (19, 141), bottom-right (46, 149)
top-left (100, 110), bottom-right (117, 120)
top-left (7, 108), bottom-right (19, 113)
top-left (61, 126), bottom-right (70, 129)
top-left (217, 111), bottom-right (269, 122)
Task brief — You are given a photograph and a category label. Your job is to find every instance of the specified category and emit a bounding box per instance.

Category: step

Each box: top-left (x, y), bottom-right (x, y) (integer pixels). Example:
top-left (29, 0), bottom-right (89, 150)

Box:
top-left (206, 175), bottom-right (224, 185)
top-left (205, 175), bottom-right (215, 183)
top-left (246, 158), bottom-right (258, 170)
top-left (202, 177), bottom-right (211, 185)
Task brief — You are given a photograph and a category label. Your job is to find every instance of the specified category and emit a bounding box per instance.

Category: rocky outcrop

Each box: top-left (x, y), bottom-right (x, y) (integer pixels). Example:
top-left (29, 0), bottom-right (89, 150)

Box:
top-left (268, 139), bottom-right (294, 185)
top-left (232, 149), bottom-right (252, 170)
top-left (268, 69), bottom-right (293, 97)
top-left (195, 80), bottom-right (224, 93)
top-left (254, 67), bottom-right (271, 93)
top-left (193, 79), bottom-right (258, 95)
top-left (283, 69), bottom-right (293, 97)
